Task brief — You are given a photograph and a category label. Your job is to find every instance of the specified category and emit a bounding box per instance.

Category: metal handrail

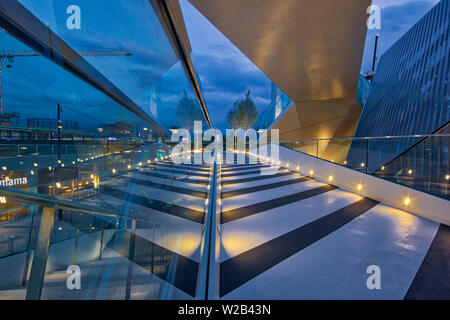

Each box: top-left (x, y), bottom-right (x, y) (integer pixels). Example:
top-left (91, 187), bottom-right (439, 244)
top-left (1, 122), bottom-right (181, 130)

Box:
top-left (196, 148), bottom-right (218, 299)
top-left (280, 133), bottom-right (450, 142)
top-left (0, 225), bottom-right (107, 229)
top-left (0, 186), bottom-right (118, 218)
top-left (0, 225), bottom-right (38, 228)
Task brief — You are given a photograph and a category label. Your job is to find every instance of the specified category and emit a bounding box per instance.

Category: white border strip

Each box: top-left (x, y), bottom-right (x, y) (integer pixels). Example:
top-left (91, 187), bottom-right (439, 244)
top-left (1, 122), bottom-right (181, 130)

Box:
top-left (250, 144), bottom-right (450, 226)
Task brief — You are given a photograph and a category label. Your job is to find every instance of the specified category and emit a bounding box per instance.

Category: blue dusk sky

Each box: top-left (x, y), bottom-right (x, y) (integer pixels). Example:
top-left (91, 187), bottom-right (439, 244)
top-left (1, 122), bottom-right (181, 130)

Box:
top-left (0, 0), bottom-right (441, 131)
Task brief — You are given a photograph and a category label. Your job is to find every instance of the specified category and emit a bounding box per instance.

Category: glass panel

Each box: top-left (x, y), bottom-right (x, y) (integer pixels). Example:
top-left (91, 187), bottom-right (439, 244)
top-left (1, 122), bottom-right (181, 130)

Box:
top-left (0, 145), bottom-right (17, 157)
top-left (255, 85), bottom-right (292, 130)
top-left (38, 145), bottom-right (53, 156)
top-left (291, 140), bottom-right (319, 158)
top-left (17, 0), bottom-right (207, 132)
top-left (280, 125), bottom-right (450, 199)
top-left (317, 139), bottom-right (353, 166)
top-left (370, 125), bottom-right (450, 199)
top-left (0, 147), bottom-right (213, 299)
top-left (0, 1), bottom-right (213, 300)
top-left (0, 30), bottom-right (156, 137)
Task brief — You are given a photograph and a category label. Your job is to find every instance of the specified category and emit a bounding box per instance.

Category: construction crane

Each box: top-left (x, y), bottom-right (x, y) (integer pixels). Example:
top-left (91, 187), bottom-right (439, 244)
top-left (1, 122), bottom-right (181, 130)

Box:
top-left (0, 49), bottom-right (132, 114)
top-left (363, 33), bottom-right (379, 82)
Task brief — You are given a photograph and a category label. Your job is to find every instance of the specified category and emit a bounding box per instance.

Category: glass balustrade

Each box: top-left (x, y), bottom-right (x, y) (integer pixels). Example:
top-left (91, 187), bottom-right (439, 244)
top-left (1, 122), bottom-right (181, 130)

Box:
top-left (280, 124), bottom-right (450, 199)
top-left (0, 144), bottom-right (215, 300)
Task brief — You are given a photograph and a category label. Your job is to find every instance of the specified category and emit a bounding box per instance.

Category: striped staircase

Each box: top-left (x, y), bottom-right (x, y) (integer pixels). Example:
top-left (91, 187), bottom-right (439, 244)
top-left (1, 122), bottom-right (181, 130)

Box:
top-left (1, 152), bottom-right (448, 300)
top-left (217, 151), bottom-right (449, 299)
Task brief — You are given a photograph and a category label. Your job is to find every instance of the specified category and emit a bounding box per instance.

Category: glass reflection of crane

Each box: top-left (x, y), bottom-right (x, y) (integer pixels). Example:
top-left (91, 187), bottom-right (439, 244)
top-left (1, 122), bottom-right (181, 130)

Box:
top-left (0, 49), bottom-right (132, 114)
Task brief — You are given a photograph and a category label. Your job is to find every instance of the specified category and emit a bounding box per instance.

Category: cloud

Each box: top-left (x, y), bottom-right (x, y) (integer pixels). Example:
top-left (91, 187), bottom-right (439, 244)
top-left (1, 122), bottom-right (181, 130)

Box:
top-left (192, 51), bottom-right (271, 129)
top-left (180, 0), bottom-right (273, 130)
top-left (1, 32), bottom-right (142, 129)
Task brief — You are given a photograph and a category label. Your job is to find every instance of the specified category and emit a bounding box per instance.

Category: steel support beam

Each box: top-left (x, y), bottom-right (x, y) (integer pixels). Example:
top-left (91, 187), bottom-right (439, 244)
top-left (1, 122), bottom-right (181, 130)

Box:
top-left (25, 206), bottom-right (55, 300)
top-left (150, 0), bottom-right (212, 128)
top-left (125, 218), bottom-right (137, 300)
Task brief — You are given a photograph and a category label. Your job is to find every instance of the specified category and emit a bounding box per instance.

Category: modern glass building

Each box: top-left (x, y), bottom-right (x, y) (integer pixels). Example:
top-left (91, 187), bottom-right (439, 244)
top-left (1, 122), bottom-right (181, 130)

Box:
top-left (349, 0), bottom-right (449, 162)
top-left (346, 0), bottom-right (449, 196)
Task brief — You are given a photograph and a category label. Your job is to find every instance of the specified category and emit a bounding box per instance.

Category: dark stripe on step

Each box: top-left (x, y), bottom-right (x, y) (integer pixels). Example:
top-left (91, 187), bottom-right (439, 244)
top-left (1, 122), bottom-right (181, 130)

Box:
top-left (112, 231), bottom-right (199, 297)
top-left (138, 171), bottom-right (208, 185)
top-left (160, 160), bottom-right (210, 168)
top-left (220, 198), bottom-right (379, 297)
top-left (102, 186), bottom-right (204, 223)
top-left (148, 167), bottom-right (210, 177)
top-left (221, 176), bottom-right (312, 198)
top-left (221, 171), bottom-right (296, 186)
top-left (222, 185), bottom-right (336, 223)
top-left (120, 176), bottom-right (206, 198)
top-left (404, 224), bottom-right (450, 300)
top-left (221, 157), bottom-right (262, 167)
top-left (154, 162), bottom-right (210, 172)
top-left (222, 162), bottom-right (262, 167)
top-left (221, 164), bottom-right (271, 172)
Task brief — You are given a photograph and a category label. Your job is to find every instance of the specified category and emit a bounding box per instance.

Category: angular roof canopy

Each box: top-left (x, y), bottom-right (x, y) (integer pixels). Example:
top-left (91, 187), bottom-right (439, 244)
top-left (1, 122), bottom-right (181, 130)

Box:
top-left (189, 0), bottom-right (370, 103)
top-left (189, 0), bottom-right (370, 152)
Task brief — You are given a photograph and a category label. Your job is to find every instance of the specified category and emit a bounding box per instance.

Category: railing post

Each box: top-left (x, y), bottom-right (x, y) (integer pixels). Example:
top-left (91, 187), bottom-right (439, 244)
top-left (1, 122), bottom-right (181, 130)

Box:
top-left (366, 138), bottom-right (369, 174)
top-left (22, 206), bottom-right (37, 286)
top-left (98, 226), bottom-right (104, 260)
top-left (428, 139), bottom-right (433, 190)
top-left (21, 227), bottom-right (34, 286)
top-left (25, 206), bottom-right (56, 300)
top-left (73, 227), bottom-right (80, 265)
top-left (8, 236), bottom-right (13, 255)
top-left (125, 218), bottom-right (136, 300)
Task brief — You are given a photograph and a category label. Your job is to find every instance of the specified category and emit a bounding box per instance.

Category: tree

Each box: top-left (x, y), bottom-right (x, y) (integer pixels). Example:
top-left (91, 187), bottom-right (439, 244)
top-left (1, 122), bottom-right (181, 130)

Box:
top-left (226, 90), bottom-right (258, 131)
top-left (226, 107), bottom-right (238, 129)
top-left (175, 89), bottom-right (204, 131)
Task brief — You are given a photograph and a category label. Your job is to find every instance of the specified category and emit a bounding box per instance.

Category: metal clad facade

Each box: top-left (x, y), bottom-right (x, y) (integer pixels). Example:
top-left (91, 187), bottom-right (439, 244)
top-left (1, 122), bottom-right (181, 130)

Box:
top-left (349, 0), bottom-right (449, 168)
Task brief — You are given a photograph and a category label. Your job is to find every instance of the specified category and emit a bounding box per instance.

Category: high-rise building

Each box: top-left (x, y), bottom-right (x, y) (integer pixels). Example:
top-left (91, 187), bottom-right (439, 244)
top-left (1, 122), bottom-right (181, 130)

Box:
top-left (350, 0), bottom-right (449, 169)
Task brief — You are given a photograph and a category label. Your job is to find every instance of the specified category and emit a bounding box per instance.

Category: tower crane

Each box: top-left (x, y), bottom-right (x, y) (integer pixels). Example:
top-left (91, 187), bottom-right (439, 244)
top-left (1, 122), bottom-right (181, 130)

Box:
top-left (363, 33), bottom-right (379, 82)
top-left (0, 49), bottom-right (132, 114)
